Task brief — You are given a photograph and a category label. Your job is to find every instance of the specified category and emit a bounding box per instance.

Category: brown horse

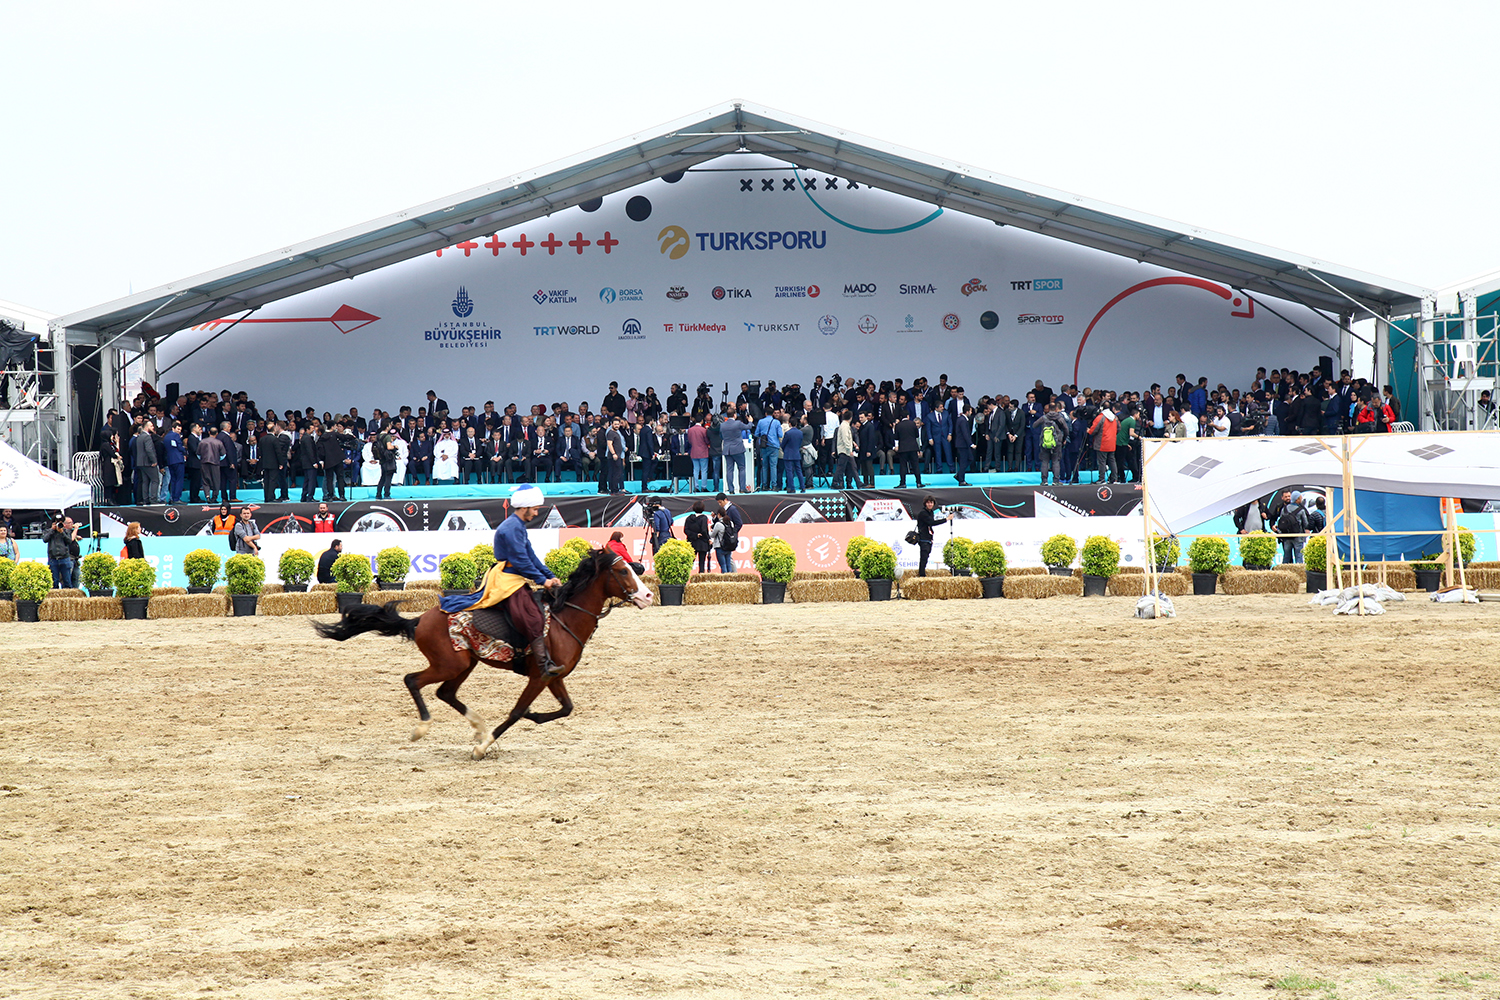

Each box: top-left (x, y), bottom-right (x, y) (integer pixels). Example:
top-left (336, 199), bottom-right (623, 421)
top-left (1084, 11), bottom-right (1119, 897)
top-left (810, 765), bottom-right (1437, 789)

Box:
top-left (314, 548), bottom-right (652, 758)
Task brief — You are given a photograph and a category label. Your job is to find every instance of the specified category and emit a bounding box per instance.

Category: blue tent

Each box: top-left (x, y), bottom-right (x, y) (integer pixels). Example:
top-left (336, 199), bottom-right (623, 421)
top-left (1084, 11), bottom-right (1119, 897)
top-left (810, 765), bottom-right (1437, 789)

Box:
top-left (1330, 490), bottom-right (1443, 561)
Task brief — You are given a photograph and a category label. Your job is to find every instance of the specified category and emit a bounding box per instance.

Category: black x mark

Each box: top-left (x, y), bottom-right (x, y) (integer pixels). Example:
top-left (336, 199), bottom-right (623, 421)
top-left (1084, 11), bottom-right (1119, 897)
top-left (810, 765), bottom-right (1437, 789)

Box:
top-left (761, 178), bottom-right (774, 191)
top-left (782, 178), bottom-right (796, 191)
top-left (802, 178), bottom-right (817, 191)
top-left (824, 177), bottom-right (838, 190)
top-left (740, 179), bottom-right (753, 192)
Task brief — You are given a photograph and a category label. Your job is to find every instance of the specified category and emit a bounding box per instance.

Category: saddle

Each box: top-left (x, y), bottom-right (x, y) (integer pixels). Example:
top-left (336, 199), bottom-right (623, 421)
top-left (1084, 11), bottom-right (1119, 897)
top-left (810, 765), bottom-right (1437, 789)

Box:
top-left (448, 590), bottom-right (551, 675)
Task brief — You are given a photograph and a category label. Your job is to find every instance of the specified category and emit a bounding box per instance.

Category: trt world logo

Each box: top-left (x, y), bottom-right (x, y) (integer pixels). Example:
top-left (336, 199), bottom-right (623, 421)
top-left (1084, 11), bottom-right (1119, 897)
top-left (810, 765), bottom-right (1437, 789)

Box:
top-left (533, 288), bottom-right (577, 305)
top-left (599, 286), bottom-right (644, 303)
top-left (843, 282), bottom-right (877, 298)
top-left (1011, 279), bottom-right (1064, 291)
top-left (900, 283), bottom-right (936, 295)
top-left (712, 286), bottom-right (752, 300)
top-left (534, 324), bottom-right (601, 336)
top-left (452, 287), bottom-right (474, 318)
top-left (1017, 313), bottom-right (1065, 325)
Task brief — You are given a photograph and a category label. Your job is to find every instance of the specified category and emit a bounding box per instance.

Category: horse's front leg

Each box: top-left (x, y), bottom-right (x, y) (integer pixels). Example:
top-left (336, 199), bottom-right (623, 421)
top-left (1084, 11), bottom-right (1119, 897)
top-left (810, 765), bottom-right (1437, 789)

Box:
top-left (524, 677), bottom-right (575, 724)
top-left (434, 667), bottom-right (485, 743)
top-left (473, 672), bottom-right (551, 759)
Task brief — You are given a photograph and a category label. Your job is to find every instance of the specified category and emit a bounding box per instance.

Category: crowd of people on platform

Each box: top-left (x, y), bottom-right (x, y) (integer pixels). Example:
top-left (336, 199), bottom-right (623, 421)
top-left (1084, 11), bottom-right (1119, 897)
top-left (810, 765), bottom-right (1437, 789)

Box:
top-left (97, 362), bottom-right (1403, 505)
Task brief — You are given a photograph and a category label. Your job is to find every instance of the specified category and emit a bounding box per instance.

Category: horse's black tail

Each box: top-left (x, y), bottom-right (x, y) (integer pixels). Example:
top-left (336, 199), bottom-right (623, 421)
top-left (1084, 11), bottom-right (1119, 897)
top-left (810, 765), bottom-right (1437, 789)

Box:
top-left (312, 602), bottom-right (420, 642)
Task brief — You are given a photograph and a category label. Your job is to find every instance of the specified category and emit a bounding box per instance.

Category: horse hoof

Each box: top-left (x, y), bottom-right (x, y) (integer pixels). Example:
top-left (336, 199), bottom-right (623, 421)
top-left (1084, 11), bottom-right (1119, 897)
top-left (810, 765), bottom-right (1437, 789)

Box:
top-left (410, 721), bottom-right (432, 741)
top-left (472, 743), bottom-right (491, 760)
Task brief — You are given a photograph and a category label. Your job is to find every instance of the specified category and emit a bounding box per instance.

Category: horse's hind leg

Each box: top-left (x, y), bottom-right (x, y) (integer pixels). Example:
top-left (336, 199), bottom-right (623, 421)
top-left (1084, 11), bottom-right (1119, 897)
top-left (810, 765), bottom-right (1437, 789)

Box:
top-left (473, 673), bottom-right (551, 760)
top-left (405, 651), bottom-right (474, 742)
top-left (404, 668), bottom-right (440, 741)
top-left (524, 677), bottom-right (574, 725)
top-left (434, 667), bottom-right (487, 743)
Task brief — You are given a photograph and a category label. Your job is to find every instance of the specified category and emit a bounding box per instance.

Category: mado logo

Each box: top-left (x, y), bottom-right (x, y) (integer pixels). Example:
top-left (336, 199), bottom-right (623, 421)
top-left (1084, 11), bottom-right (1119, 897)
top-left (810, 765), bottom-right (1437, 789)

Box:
top-left (843, 282), bottom-right (876, 298)
top-left (712, 285), bottom-right (752, 300)
top-left (1017, 313), bottom-right (1065, 325)
top-left (533, 288), bottom-right (577, 305)
top-left (900, 282), bottom-right (936, 295)
top-left (452, 286), bottom-right (474, 318)
top-left (533, 324), bottom-right (601, 336)
top-left (774, 284), bottom-right (820, 299)
top-left (818, 314), bottom-right (839, 336)
top-left (857, 314), bottom-right (878, 335)
top-left (961, 277), bottom-right (989, 296)
top-left (658, 225), bottom-right (691, 260)
top-left (619, 318), bottom-right (646, 342)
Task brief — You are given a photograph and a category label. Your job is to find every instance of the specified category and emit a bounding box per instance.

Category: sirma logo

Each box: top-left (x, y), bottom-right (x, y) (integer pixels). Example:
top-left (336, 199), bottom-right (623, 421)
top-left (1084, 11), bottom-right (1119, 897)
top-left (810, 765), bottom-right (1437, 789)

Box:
top-left (452, 286), bottom-right (474, 318)
top-left (658, 225), bottom-right (690, 260)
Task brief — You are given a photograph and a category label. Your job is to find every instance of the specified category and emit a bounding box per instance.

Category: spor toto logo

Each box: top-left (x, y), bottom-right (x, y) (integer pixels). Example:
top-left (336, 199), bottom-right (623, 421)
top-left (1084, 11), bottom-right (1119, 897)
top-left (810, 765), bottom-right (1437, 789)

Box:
top-left (818, 315), bottom-right (839, 336)
top-left (943, 313), bottom-right (961, 331)
top-left (858, 314), bottom-right (878, 335)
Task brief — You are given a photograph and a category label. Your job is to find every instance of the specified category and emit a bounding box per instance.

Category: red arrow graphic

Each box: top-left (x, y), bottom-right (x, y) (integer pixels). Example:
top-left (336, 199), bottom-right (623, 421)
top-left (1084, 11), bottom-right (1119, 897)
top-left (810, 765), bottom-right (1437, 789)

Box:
top-left (195, 304), bottom-right (380, 335)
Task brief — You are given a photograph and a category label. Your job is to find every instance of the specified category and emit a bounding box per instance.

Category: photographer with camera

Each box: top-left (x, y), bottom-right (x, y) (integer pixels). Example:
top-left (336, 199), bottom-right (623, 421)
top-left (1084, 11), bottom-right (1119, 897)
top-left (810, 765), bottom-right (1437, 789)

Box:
top-left (911, 495), bottom-right (956, 577)
top-left (42, 513), bottom-right (81, 589)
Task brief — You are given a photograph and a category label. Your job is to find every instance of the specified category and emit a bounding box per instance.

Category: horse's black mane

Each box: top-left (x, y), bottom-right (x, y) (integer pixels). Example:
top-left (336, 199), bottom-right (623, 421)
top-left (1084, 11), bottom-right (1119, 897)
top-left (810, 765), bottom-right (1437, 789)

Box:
top-left (547, 547), bottom-right (613, 608)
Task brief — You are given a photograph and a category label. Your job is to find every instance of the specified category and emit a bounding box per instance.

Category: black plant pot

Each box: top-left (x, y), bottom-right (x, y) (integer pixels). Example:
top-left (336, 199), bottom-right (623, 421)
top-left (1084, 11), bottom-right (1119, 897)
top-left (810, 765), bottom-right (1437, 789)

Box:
top-left (952, 567), bottom-right (971, 577)
top-left (761, 581), bottom-right (787, 604)
top-left (377, 580), bottom-right (405, 590)
top-left (282, 583), bottom-right (308, 593)
top-left (658, 584), bottom-right (685, 606)
top-left (1155, 565), bottom-right (1176, 576)
top-left (442, 588), bottom-right (469, 597)
top-left (335, 592), bottom-right (364, 612)
top-left (231, 594), bottom-right (258, 617)
top-left (1082, 574), bottom-right (1108, 597)
top-left (980, 576), bottom-right (1004, 599)
top-left (186, 585), bottom-right (213, 594)
top-left (1047, 566), bottom-right (1073, 577)
top-left (121, 596), bottom-right (149, 620)
top-left (16, 599), bottom-right (40, 622)
top-left (867, 579), bottom-right (893, 601)
top-left (90, 587), bottom-right (115, 598)
top-left (1414, 568), bottom-right (1443, 592)
top-left (1305, 570), bottom-right (1327, 593)
top-left (0, 590), bottom-right (11, 602)
top-left (1191, 572), bottom-right (1219, 596)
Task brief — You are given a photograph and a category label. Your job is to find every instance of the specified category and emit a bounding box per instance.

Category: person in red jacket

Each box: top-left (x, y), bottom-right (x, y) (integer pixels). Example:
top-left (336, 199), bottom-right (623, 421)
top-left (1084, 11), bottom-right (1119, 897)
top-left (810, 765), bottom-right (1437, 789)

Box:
top-left (312, 502), bottom-right (336, 532)
top-left (1087, 404), bottom-right (1118, 484)
top-left (606, 530), bottom-right (632, 564)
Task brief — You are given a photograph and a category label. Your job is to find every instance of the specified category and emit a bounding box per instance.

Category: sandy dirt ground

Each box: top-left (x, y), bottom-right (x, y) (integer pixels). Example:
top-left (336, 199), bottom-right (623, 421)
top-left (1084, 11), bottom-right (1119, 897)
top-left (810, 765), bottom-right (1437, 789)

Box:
top-left (2, 594), bottom-right (1498, 1000)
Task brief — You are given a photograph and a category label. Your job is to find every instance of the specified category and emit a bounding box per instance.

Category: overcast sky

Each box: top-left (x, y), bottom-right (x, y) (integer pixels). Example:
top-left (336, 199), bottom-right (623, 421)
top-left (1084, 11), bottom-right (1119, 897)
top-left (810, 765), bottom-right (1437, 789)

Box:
top-left (4, 1), bottom-right (1496, 318)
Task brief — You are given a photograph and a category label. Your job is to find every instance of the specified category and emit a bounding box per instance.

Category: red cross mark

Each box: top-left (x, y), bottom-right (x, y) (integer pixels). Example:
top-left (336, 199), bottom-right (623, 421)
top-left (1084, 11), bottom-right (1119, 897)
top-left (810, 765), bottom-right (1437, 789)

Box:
top-left (540, 233), bottom-right (563, 255)
top-left (484, 234), bottom-right (506, 255)
top-left (597, 231), bottom-right (619, 254)
top-left (435, 246), bottom-right (449, 257)
top-left (568, 232), bottom-right (592, 254)
top-left (512, 233), bottom-right (534, 255)
top-left (456, 240), bottom-right (479, 257)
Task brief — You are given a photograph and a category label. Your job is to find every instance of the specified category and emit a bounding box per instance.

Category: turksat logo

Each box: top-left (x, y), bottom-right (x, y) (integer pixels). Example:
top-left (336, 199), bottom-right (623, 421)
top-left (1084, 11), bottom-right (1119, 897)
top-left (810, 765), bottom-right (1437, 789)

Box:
top-left (452, 287), bottom-right (474, 318)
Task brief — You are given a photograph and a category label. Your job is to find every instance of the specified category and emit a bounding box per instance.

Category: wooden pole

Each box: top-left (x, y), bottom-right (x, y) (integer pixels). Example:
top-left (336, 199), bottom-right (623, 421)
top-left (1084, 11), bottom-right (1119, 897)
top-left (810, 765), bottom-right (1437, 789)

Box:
top-left (1341, 434), bottom-right (1364, 614)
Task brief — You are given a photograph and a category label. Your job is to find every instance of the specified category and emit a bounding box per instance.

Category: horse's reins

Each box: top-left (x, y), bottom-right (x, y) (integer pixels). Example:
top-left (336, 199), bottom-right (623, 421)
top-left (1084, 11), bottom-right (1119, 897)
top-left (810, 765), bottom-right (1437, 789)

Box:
top-left (545, 555), bottom-right (631, 648)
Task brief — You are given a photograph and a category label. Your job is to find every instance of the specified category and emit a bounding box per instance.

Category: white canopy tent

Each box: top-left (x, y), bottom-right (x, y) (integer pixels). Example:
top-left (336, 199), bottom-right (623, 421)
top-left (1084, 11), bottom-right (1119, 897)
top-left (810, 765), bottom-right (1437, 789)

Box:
top-left (0, 437), bottom-right (91, 509)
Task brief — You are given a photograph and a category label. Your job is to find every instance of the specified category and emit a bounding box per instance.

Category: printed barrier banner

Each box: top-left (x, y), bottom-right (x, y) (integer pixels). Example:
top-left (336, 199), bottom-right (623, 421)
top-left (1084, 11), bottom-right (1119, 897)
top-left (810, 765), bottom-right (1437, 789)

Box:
top-left (863, 515), bottom-right (1147, 573)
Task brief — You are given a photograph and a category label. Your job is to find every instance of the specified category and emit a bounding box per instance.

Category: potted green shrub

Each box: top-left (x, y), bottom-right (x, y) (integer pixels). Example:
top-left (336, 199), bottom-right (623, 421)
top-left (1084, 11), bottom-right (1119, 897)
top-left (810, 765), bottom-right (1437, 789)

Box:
top-left (10, 561), bottom-right (52, 622)
top-left (1148, 533), bottom-right (1180, 573)
top-left (331, 552), bottom-right (374, 611)
top-left (225, 554), bottom-right (266, 616)
top-left (971, 540), bottom-right (1007, 598)
top-left (1080, 534), bottom-right (1121, 597)
top-left (80, 551), bottom-right (117, 597)
top-left (654, 538), bottom-right (693, 605)
top-left (113, 557), bottom-right (156, 620)
top-left (1303, 534), bottom-right (1329, 592)
top-left (469, 543), bottom-right (497, 589)
top-left (1411, 553), bottom-right (1444, 592)
top-left (544, 543), bottom-right (587, 583)
top-left (440, 552), bottom-right (478, 596)
top-left (183, 548), bottom-right (222, 594)
top-left (1237, 530), bottom-right (1277, 570)
top-left (1186, 535), bottom-right (1230, 595)
top-left (1041, 533), bottom-right (1077, 577)
top-left (375, 546), bottom-right (410, 590)
top-left (278, 548), bottom-right (315, 593)
top-left (844, 536), bottom-right (873, 578)
top-left (1457, 526), bottom-right (1476, 566)
top-left (858, 542), bottom-right (897, 601)
top-left (753, 538), bottom-right (796, 604)
top-left (0, 555), bottom-right (14, 602)
top-left (943, 536), bottom-right (974, 577)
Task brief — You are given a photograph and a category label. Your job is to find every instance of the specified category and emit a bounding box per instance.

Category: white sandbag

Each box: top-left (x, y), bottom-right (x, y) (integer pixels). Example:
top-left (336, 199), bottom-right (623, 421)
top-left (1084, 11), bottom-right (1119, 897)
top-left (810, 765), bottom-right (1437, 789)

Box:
top-left (1431, 587), bottom-right (1479, 604)
top-left (1335, 597), bottom-right (1386, 615)
top-left (1135, 593), bottom-right (1176, 619)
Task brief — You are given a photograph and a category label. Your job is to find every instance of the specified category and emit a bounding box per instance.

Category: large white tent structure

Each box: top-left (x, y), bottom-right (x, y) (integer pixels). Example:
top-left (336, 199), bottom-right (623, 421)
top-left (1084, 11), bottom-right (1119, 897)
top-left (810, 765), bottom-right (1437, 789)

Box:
top-left (29, 101), bottom-right (1433, 473)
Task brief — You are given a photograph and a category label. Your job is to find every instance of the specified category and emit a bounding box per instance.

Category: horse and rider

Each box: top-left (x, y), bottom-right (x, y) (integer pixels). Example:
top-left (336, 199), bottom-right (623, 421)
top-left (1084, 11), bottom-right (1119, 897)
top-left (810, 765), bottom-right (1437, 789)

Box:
top-left (316, 484), bottom-right (653, 758)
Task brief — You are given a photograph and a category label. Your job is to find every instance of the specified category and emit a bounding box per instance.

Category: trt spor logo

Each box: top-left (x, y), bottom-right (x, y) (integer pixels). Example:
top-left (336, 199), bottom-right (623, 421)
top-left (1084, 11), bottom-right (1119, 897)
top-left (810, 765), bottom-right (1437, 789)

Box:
top-left (658, 225), bottom-right (690, 260)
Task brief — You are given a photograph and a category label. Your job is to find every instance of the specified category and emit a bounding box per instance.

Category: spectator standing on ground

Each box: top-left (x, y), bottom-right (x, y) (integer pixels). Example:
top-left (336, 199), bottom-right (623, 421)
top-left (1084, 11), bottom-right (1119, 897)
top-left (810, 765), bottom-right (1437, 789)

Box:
top-left (914, 495), bottom-right (956, 577)
top-left (684, 500), bottom-right (712, 573)
top-left (231, 506), bottom-right (261, 556)
top-left (713, 492), bottom-right (742, 573)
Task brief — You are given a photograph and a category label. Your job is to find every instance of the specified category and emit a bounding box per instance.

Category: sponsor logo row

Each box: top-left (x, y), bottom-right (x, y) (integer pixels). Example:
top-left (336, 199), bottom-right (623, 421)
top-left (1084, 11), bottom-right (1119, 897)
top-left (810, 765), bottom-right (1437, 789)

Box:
top-left (583, 278), bottom-right (1065, 305)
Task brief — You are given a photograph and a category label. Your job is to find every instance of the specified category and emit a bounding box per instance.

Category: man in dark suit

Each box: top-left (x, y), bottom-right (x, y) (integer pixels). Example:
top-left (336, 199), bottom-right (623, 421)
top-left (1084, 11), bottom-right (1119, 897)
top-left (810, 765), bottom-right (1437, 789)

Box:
top-left (528, 420), bottom-right (556, 483)
top-left (856, 411), bottom-right (881, 488)
top-left (484, 429), bottom-right (507, 484)
top-left (894, 414), bottom-right (924, 489)
top-left (298, 424), bottom-right (321, 501)
top-left (554, 423), bottom-right (581, 482)
top-left (630, 420), bottom-right (657, 491)
top-left (424, 390), bottom-right (449, 421)
top-left (216, 423), bottom-right (240, 502)
top-left (230, 402), bottom-right (252, 439)
top-left (260, 423), bottom-right (290, 501)
top-left (318, 423), bottom-right (351, 500)
top-left (953, 405), bottom-right (974, 485)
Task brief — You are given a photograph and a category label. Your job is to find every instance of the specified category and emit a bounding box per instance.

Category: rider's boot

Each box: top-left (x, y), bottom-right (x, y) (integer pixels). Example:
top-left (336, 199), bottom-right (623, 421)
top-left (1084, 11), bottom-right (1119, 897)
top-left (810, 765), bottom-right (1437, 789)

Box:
top-left (531, 636), bottom-right (564, 678)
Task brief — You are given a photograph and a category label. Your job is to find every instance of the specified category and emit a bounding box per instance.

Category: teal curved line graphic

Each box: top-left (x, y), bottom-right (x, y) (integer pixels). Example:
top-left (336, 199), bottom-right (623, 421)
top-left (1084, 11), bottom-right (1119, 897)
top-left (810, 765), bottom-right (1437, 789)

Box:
top-left (793, 169), bottom-right (942, 234)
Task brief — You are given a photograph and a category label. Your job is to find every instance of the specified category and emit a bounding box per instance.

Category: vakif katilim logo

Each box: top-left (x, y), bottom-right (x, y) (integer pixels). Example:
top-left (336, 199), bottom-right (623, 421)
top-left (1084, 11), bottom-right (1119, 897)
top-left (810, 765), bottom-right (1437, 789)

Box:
top-left (452, 287), bottom-right (474, 318)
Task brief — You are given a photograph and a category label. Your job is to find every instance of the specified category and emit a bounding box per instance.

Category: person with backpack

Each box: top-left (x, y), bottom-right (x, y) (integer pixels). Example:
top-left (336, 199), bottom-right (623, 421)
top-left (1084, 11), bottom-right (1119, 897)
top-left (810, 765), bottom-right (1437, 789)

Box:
top-left (713, 493), bottom-right (742, 573)
top-left (1038, 402), bottom-right (1070, 486)
top-left (1275, 490), bottom-right (1309, 564)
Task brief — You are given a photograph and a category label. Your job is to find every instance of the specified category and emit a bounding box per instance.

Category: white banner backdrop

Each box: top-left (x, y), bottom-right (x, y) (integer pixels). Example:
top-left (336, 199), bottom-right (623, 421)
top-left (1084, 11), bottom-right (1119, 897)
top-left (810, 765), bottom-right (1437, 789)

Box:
top-left (1141, 431), bottom-right (1500, 533)
top-left (863, 515), bottom-right (1146, 572)
top-left (159, 153), bottom-right (1333, 414)
top-left (255, 528), bottom-right (557, 584)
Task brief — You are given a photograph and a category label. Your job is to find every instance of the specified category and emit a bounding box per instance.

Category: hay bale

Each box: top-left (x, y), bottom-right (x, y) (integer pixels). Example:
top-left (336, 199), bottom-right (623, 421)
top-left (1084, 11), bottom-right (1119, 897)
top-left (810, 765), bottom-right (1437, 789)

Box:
top-left (689, 571), bottom-right (760, 583)
top-left (1461, 567), bottom-right (1500, 589)
top-left (1468, 561), bottom-right (1500, 570)
top-left (406, 578), bottom-right (443, 591)
top-left (311, 582), bottom-right (337, 592)
top-left (791, 570), bottom-right (855, 582)
top-left (259, 591), bottom-right (337, 617)
top-left (149, 594), bottom-right (230, 618)
top-left (0, 601), bottom-right (13, 623)
top-left (361, 589), bottom-right (440, 614)
top-left (1003, 574), bottom-right (1083, 599)
top-left (899, 568), bottom-right (951, 584)
top-left (684, 580), bottom-right (760, 605)
top-left (151, 587), bottom-right (187, 597)
top-left (1220, 569), bottom-right (1303, 595)
top-left (39, 596), bottom-right (124, 621)
top-left (1007, 566), bottom-right (1047, 577)
top-left (47, 588), bottom-right (86, 600)
top-left (902, 576), bottom-right (980, 600)
top-left (789, 579), bottom-right (868, 603)
top-left (261, 583), bottom-right (285, 595)
top-left (1107, 572), bottom-right (1190, 597)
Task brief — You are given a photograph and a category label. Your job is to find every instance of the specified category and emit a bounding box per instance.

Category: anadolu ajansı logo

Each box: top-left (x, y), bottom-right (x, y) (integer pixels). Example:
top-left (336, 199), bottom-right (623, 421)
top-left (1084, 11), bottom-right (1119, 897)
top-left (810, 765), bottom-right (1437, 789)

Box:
top-left (452, 287), bottom-right (474, 318)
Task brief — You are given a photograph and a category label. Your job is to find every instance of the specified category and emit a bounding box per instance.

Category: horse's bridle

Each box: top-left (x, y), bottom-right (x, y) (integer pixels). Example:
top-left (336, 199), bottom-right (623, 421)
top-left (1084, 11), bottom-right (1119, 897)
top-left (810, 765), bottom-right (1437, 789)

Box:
top-left (547, 554), bottom-right (632, 647)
